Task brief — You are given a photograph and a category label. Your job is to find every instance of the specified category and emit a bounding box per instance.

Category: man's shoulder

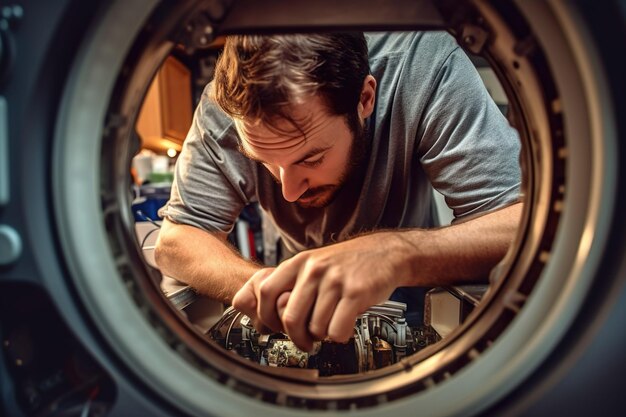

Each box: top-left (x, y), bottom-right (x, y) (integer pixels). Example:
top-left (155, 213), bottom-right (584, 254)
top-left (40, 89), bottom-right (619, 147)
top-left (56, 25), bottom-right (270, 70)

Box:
top-left (194, 82), bottom-right (238, 144)
top-left (366, 31), bottom-right (458, 64)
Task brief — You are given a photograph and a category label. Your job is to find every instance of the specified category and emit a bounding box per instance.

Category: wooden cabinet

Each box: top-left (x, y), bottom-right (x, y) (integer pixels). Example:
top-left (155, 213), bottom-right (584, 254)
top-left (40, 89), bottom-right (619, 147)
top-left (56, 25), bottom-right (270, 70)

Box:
top-left (136, 56), bottom-right (193, 152)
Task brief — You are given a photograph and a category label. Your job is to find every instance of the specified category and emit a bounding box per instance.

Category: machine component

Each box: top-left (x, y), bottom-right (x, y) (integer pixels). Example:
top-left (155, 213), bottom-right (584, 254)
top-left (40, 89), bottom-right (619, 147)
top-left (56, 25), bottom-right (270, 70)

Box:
top-left (0, 224), bottom-right (21, 265)
top-left (0, 98), bottom-right (20, 266)
top-left (0, 5), bottom-right (23, 85)
top-left (0, 96), bottom-right (9, 206)
top-left (0, 285), bottom-right (115, 417)
top-left (208, 301), bottom-right (440, 376)
top-left (424, 285), bottom-right (486, 338)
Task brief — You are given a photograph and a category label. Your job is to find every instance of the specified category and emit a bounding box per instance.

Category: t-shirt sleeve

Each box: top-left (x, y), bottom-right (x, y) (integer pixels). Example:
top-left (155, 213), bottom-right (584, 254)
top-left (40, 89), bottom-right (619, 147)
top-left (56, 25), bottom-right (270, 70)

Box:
top-left (416, 42), bottom-right (522, 220)
top-left (158, 87), bottom-right (257, 234)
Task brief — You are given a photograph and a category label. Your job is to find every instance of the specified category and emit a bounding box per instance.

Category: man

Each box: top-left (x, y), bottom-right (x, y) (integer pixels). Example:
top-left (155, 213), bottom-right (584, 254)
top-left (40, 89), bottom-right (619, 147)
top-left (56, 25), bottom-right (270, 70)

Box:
top-left (155, 31), bottom-right (522, 352)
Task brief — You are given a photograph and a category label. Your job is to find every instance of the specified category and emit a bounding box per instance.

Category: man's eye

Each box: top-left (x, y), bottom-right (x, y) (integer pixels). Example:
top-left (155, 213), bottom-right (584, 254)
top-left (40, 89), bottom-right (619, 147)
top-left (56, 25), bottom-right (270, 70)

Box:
top-left (302, 155), bottom-right (325, 168)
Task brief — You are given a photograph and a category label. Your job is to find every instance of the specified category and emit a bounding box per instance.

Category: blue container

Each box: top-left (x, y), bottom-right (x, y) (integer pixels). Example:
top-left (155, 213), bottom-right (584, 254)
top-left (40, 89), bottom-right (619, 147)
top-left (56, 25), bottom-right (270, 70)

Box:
top-left (132, 183), bottom-right (171, 221)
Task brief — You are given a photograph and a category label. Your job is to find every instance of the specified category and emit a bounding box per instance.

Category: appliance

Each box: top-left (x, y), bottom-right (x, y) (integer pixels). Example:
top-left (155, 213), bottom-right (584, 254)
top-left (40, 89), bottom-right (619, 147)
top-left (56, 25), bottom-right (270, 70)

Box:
top-left (1, 1), bottom-right (624, 416)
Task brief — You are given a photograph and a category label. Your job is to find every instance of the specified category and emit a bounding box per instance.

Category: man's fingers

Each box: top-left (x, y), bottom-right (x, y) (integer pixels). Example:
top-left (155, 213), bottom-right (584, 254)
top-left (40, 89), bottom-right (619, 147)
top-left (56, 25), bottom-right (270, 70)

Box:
top-left (256, 263), bottom-right (298, 333)
top-left (276, 291), bottom-right (290, 319)
top-left (281, 276), bottom-right (320, 352)
top-left (327, 297), bottom-right (361, 343)
top-left (308, 286), bottom-right (341, 341)
top-left (250, 318), bottom-right (273, 335)
top-left (250, 267), bottom-right (276, 282)
top-left (231, 281), bottom-right (257, 318)
top-left (249, 291), bottom-right (289, 335)
top-left (232, 268), bottom-right (274, 321)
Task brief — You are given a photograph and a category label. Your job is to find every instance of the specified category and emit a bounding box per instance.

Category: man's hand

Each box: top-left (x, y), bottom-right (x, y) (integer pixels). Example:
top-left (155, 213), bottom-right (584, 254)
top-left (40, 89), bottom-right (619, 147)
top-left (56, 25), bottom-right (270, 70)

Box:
top-left (232, 233), bottom-right (404, 352)
top-left (231, 202), bottom-right (523, 352)
top-left (231, 267), bottom-right (283, 334)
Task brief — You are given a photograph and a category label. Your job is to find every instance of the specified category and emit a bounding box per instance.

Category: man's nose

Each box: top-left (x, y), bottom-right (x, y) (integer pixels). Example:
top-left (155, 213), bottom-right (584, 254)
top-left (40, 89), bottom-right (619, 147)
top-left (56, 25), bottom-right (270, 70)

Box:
top-left (279, 167), bottom-right (307, 202)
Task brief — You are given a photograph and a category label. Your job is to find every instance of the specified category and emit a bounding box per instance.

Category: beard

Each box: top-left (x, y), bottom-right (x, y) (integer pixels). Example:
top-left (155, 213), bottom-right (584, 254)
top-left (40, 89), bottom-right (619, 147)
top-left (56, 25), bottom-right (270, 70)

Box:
top-left (295, 116), bottom-right (369, 209)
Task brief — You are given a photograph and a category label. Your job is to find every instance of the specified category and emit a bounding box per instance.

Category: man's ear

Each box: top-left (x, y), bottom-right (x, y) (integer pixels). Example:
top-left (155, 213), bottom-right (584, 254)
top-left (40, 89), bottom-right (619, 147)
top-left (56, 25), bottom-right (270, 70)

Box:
top-left (358, 75), bottom-right (377, 119)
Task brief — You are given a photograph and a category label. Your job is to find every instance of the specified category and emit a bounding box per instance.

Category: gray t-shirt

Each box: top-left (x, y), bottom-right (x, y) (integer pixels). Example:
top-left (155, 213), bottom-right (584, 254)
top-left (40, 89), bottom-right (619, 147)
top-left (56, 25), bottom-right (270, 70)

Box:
top-left (160, 31), bottom-right (521, 256)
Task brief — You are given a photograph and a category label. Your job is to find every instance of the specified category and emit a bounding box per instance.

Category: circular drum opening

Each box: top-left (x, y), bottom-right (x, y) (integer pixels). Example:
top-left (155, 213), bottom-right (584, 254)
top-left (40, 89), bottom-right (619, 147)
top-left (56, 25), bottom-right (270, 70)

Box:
top-left (52, 1), bottom-right (621, 416)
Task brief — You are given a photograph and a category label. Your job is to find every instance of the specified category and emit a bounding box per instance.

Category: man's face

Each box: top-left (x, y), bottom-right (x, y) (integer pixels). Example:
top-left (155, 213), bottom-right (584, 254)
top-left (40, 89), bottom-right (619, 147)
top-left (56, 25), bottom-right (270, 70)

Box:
top-left (235, 95), bottom-right (365, 208)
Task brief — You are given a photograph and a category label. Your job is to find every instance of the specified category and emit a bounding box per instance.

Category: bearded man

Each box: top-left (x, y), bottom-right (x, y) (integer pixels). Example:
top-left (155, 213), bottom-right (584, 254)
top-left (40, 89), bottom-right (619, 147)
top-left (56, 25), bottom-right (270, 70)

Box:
top-left (155, 31), bottom-right (522, 351)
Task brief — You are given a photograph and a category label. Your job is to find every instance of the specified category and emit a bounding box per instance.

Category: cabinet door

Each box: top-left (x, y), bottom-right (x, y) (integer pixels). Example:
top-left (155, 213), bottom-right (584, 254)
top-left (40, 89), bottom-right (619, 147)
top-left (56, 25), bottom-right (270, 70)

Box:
top-left (159, 56), bottom-right (192, 142)
top-left (136, 56), bottom-right (192, 151)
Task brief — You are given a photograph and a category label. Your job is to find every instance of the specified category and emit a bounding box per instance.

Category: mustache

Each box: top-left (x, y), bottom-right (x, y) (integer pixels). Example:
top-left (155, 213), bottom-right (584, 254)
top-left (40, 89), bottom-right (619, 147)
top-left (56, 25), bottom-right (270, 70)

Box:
top-left (299, 185), bottom-right (337, 200)
top-left (268, 171), bottom-right (336, 199)
top-left (267, 171), bottom-right (338, 204)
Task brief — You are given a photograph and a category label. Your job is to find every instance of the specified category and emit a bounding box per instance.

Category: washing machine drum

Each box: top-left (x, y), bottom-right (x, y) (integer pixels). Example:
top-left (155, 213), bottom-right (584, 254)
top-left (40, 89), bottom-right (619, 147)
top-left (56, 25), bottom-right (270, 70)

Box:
top-left (0, 1), bottom-right (624, 417)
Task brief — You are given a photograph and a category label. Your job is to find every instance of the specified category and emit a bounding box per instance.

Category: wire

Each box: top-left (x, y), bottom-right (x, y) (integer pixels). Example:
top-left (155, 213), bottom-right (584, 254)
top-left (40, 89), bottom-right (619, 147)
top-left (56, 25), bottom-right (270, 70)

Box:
top-left (38, 376), bottom-right (101, 417)
top-left (134, 210), bottom-right (162, 250)
top-left (213, 306), bottom-right (237, 329)
top-left (140, 226), bottom-right (161, 250)
top-left (135, 209), bottom-right (163, 229)
top-left (225, 312), bottom-right (242, 349)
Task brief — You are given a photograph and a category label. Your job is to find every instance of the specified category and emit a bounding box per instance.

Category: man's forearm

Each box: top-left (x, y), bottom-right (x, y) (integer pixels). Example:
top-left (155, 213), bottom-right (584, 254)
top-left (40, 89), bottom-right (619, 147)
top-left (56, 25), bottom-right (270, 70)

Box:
top-left (383, 202), bottom-right (523, 287)
top-left (154, 219), bottom-right (261, 303)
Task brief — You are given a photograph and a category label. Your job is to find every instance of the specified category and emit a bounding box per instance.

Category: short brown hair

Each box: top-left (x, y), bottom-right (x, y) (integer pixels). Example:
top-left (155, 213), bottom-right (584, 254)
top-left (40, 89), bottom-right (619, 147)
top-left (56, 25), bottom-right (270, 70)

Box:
top-left (212, 32), bottom-right (369, 132)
